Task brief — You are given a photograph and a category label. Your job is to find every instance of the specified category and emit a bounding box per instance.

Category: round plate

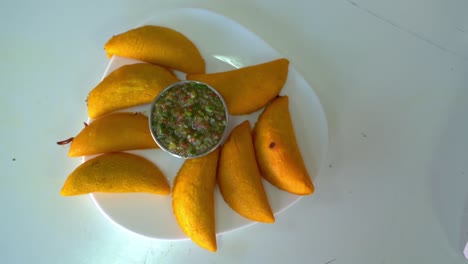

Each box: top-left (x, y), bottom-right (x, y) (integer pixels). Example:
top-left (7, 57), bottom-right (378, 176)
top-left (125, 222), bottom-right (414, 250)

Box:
top-left (89, 7), bottom-right (328, 240)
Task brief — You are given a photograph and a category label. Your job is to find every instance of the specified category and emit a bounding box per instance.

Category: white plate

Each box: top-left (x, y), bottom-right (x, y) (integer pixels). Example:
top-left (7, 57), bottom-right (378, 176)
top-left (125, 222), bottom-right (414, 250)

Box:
top-left (89, 8), bottom-right (328, 240)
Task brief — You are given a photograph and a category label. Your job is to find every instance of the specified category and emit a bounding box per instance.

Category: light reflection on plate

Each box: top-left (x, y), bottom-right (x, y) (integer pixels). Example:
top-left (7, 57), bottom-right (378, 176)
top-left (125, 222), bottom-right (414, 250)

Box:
top-left (89, 8), bottom-right (328, 240)
top-left (212, 55), bottom-right (245, 68)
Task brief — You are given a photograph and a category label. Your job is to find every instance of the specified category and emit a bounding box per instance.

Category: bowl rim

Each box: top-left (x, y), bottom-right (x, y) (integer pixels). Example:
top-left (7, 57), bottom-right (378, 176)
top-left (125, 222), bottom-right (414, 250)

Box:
top-left (148, 80), bottom-right (230, 159)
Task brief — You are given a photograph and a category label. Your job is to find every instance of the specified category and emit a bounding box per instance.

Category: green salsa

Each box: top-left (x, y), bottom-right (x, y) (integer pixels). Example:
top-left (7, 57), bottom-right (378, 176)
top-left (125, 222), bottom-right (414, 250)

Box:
top-left (150, 81), bottom-right (227, 158)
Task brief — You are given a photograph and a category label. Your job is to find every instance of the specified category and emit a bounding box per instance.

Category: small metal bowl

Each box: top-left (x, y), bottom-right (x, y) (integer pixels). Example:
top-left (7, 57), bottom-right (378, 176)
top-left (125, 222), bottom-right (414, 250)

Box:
top-left (149, 80), bottom-right (229, 159)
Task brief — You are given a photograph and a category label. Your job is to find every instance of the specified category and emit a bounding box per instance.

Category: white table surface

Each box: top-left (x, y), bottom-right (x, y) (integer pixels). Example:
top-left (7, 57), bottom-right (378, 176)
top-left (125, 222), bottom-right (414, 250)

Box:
top-left (1, 0), bottom-right (467, 263)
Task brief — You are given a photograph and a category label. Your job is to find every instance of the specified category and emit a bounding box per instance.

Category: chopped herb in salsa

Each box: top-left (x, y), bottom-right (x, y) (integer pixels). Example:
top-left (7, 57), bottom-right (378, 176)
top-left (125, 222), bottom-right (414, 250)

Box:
top-left (150, 81), bottom-right (227, 158)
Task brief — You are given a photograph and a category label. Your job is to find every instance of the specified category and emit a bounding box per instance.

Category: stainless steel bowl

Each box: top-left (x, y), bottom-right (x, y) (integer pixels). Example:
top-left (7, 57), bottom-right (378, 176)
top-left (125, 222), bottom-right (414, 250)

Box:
top-left (148, 80), bottom-right (229, 159)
